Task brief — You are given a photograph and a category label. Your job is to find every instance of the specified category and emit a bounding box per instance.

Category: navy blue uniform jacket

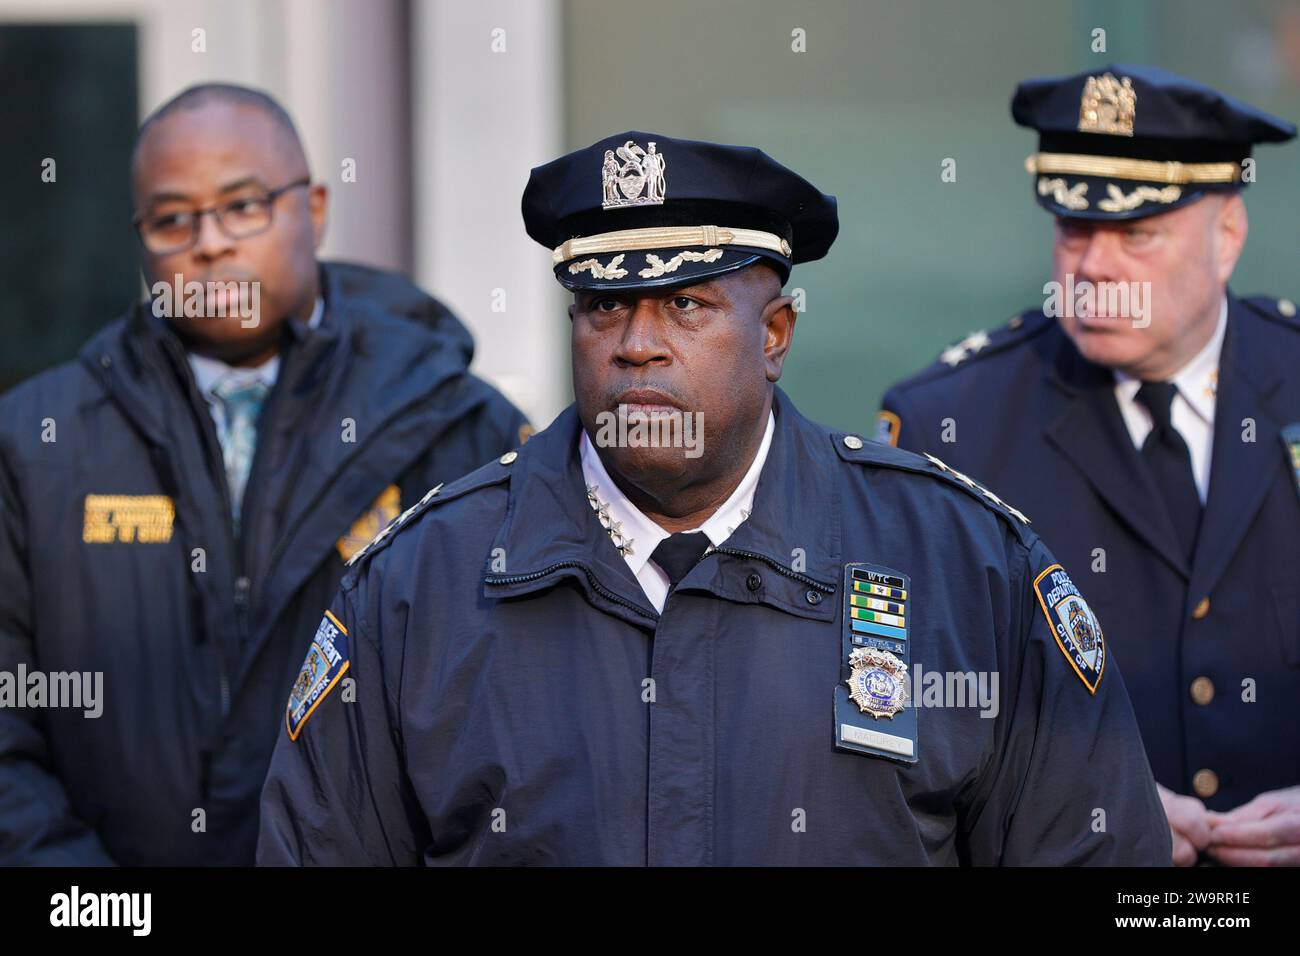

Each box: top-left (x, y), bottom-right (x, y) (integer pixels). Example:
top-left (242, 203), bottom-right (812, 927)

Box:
top-left (0, 261), bottom-right (527, 864)
top-left (880, 294), bottom-right (1300, 811)
top-left (258, 388), bottom-right (1169, 865)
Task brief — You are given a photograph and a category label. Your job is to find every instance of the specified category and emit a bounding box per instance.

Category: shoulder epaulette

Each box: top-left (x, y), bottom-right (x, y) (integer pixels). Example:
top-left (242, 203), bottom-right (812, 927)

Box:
top-left (929, 308), bottom-right (1054, 371)
top-left (832, 431), bottom-right (1033, 541)
top-left (344, 452), bottom-right (518, 569)
top-left (1241, 295), bottom-right (1299, 330)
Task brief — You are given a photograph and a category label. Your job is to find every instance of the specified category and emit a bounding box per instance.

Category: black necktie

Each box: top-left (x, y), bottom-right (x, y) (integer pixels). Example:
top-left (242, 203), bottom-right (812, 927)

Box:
top-left (651, 532), bottom-right (710, 588)
top-left (1135, 381), bottom-right (1202, 560)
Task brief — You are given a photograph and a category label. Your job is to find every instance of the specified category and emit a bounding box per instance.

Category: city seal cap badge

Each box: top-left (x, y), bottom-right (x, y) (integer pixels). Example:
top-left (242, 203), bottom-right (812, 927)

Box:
top-left (1033, 563), bottom-right (1106, 693)
top-left (286, 610), bottom-right (351, 740)
top-left (846, 646), bottom-right (909, 719)
top-left (602, 139), bottom-right (667, 209)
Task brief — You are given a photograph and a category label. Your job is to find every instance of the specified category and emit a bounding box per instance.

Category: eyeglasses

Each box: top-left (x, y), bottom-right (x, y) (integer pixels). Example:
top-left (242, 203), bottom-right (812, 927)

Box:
top-left (133, 177), bottom-right (311, 254)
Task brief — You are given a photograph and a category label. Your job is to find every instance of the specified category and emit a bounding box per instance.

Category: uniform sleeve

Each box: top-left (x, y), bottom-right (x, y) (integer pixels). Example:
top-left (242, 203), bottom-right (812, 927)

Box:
top-left (962, 536), bottom-right (1171, 866)
top-left (256, 577), bottom-right (423, 865)
top-left (0, 446), bottom-right (115, 865)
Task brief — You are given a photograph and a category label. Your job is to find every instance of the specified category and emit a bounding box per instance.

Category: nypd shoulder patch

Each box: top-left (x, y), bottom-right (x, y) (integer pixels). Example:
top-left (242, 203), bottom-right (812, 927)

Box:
top-left (1033, 563), bottom-right (1105, 694)
top-left (286, 610), bottom-right (351, 741)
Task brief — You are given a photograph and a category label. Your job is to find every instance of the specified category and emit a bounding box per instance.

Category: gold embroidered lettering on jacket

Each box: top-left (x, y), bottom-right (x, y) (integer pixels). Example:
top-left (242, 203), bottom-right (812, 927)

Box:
top-left (82, 495), bottom-right (175, 544)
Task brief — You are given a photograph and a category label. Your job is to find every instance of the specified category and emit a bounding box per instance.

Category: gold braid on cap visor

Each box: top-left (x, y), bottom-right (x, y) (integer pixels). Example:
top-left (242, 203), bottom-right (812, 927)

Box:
top-left (1024, 152), bottom-right (1242, 184)
top-left (553, 225), bottom-right (792, 265)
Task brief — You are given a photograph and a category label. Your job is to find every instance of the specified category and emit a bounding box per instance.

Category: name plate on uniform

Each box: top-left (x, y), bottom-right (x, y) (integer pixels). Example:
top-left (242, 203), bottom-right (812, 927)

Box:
top-left (833, 563), bottom-right (918, 763)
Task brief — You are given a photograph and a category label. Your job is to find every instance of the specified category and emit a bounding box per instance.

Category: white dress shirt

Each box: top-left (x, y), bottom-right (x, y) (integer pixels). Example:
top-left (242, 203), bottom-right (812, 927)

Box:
top-left (580, 410), bottom-right (775, 612)
top-left (188, 297), bottom-right (323, 445)
top-left (1113, 297), bottom-right (1226, 503)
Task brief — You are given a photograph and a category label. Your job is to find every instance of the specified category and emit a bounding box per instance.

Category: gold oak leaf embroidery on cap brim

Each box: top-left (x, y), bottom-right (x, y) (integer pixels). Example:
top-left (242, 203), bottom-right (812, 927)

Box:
top-left (569, 254), bottom-right (628, 280)
top-left (638, 248), bottom-right (724, 279)
top-left (1097, 183), bottom-right (1182, 213)
top-left (1037, 176), bottom-right (1089, 210)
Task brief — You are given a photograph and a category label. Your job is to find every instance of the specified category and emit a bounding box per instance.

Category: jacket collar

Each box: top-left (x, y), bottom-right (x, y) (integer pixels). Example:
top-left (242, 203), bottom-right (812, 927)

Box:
top-left (484, 388), bottom-right (841, 627)
top-left (81, 263), bottom-right (491, 661)
top-left (1190, 293), bottom-right (1287, 602)
top-left (578, 410), bottom-right (774, 579)
top-left (1043, 308), bottom-right (1191, 577)
top-left (85, 260), bottom-right (475, 433)
top-left (1042, 291), bottom-right (1287, 590)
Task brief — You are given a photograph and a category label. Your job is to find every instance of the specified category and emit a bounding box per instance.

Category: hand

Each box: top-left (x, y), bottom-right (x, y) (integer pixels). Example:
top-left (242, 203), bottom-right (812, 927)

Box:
top-left (1158, 783), bottom-right (1212, 866)
top-left (1206, 786), bottom-right (1300, 867)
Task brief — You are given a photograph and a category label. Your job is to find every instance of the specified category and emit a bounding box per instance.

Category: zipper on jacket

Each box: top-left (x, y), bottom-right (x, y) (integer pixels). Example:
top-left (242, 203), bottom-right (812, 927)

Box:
top-left (198, 750), bottom-right (211, 800)
top-left (485, 562), bottom-right (658, 620)
top-left (233, 575), bottom-right (251, 638)
top-left (201, 391), bottom-right (240, 723)
top-left (708, 546), bottom-right (837, 593)
top-left (160, 334), bottom-right (240, 721)
top-left (212, 505), bottom-right (241, 722)
top-left (225, 574), bottom-right (254, 713)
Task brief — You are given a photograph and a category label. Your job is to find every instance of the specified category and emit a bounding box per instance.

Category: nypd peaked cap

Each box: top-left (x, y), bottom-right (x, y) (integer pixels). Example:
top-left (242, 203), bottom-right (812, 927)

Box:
top-left (1013, 63), bottom-right (1296, 220)
top-left (522, 131), bottom-right (839, 291)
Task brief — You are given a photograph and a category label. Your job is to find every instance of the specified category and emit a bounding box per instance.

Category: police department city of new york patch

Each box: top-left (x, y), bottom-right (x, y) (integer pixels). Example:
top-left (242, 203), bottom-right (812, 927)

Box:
top-left (286, 610), bottom-right (351, 741)
top-left (1033, 563), bottom-right (1106, 694)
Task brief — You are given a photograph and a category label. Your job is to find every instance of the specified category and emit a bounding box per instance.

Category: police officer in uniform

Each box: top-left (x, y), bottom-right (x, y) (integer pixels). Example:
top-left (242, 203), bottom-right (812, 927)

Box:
top-left (879, 66), bottom-right (1299, 866)
top-left (259, 132), bottom-right (1168, 865)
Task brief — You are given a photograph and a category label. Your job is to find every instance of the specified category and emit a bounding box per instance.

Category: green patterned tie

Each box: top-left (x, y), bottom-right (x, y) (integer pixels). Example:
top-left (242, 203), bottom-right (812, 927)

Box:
top-left (211, 377), bottom-right (270, 525)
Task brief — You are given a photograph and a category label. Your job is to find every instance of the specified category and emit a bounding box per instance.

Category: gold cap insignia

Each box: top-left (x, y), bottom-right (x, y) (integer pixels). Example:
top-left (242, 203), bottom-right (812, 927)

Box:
top-left (602, 140), bottom-right (666, 210)
top-left (1078, 72), bottom-right (1136, 137)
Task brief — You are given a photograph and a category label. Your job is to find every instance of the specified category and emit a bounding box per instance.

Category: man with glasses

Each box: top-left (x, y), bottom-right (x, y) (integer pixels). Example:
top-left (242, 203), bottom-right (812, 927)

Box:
top-left (0, 83), bottom-right (527, 864)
